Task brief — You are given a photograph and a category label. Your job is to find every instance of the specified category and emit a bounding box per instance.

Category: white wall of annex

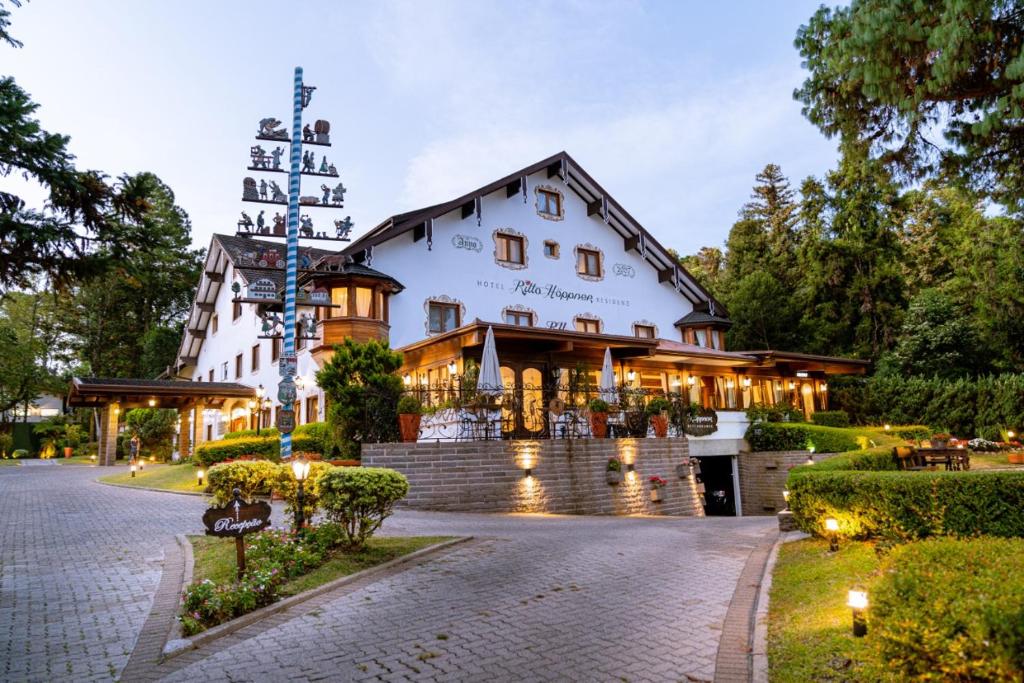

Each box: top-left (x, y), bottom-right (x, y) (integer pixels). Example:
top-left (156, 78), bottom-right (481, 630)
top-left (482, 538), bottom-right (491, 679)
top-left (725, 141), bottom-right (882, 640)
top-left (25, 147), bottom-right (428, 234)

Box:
top-left (371, 169), bottom-right (694, 348)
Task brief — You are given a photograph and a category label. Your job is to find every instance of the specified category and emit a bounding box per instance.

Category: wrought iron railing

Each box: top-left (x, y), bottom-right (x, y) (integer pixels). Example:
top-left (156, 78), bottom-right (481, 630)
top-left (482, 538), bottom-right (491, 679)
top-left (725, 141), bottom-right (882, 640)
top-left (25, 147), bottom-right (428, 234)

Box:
top-left (402, 382), bottom-right (718, 441)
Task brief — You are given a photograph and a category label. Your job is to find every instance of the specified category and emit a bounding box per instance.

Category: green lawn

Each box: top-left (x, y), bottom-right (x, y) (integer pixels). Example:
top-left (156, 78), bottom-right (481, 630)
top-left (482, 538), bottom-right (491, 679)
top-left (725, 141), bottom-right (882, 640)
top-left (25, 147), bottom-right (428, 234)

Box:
top-left (189, 534), bottom-right (452, 597)
top-left (58, 454), bottom-right (98, 466)
top-left (768, 538), bottom-right (888, 682)
top-left (969, 452), bottom-right (1024, 470)
top-left (100, 462), bottom-right (206, 493)
top-left (0, 459), bottom-right (22, 466)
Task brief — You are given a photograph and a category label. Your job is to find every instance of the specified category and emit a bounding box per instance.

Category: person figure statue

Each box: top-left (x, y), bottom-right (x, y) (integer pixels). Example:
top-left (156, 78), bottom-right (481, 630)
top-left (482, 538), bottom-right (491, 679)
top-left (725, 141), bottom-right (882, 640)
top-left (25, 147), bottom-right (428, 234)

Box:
top-left (334, 216), bottom-right (353, 239)
top-left (237, 211), bottom-right (254, 232)
top-left (270, 146), bottom-right (284, 170)
top-left (272, 212), bottom-right (286, 235)
top-left (331, 182), bottom-right (347, 205)
top-left (256, 210), bottom-right (266, 233)
top-left (300, 214), bottom-right (314, 237)
top-left (269, 181), bottom-right (287, 202)
top-left (259, 179), bottom-right (268, 201)
top-left (328, 162), bottom-right (337, 175)
top-left (320, 184), bottom-right (331, 205)
top-left (319, 156), bottom-right (329, 174)
top-left (302, 150), bottom-right (314, 173)
top-left (303, 123), bottom-right (314, 143)
top-left (300, 252), bottom-right (311, 270)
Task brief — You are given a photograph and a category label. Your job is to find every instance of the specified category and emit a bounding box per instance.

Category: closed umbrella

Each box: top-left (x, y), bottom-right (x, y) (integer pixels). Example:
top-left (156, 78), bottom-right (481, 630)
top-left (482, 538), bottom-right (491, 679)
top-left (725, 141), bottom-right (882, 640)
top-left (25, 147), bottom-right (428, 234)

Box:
top-left (599, 347), bottom-right (617, 404)
top-left (477, 326), bottom-right (503, 398)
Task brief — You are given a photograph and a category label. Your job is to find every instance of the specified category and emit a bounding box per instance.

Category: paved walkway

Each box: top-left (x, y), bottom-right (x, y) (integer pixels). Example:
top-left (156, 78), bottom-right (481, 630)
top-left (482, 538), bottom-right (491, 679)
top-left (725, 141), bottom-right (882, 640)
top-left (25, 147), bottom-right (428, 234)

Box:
top-left (0, 465), bottom-right (775, 682)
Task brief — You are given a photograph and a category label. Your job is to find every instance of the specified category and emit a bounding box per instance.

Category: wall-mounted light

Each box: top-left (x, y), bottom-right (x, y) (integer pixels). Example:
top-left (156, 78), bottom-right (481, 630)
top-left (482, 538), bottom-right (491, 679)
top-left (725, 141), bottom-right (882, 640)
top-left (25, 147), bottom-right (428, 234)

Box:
top-left (741, 377), bottom-right (751, 391)
top-left (626, 463), bottom-right (635, 473)
top-left (448, 361), bottom-right (458, 375)
top-left (788, 381), bottom-right (796, 390)
top-left (114, 407), bottom-right (120, 415)
top-left (419, 375), bottom-right (428, 386)
top-left (626, 370), bottom-right (636, 382)
top-left (825, 517), bottom-right (839, 552)
top-left (848, 589), bottom-right (868, 637)
top-left (523, 467), bottom-right (532, 478)
top-left (796, 371), bottom-right (809, 378)
top-left (403, 374), bottom-right (412, 386)
top-left (148, 398), bottom-right (156, 407)
top-left (726, 379), bottom-right (735, 389)
top-left (294, 375), bottom-right (306, 390)
top-left (671, 377), bottom-right (682, 388)
top-left (687, 375), bottom-right (696, 387)
top-left (820, 382), bottom-right (828, 392)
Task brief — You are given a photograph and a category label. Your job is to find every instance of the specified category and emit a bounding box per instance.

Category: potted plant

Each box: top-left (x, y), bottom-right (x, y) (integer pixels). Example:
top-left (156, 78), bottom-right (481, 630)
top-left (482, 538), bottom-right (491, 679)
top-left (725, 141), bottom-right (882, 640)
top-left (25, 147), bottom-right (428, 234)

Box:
top-left (397, 396), bottom-right (423, 443)
top-left (606, 457), bottom-right (623, 485)
top-left (588, 398), bottom-right (610, 439)
top-left (63, 424), bottom-right (84, 458)
top-left (676, 456), bottom-right (699, 479)
top-left (646, 398), bottom-right (671, 438)
top-left (931, 432), bottom-right (951, 449)
top-left (649, 475), bottom-right (668, 502)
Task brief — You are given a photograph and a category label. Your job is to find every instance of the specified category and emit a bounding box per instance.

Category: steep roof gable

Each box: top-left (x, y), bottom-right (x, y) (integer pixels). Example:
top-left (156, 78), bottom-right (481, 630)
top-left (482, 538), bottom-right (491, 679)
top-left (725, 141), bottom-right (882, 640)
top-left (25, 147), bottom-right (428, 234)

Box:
top-left (342, 151), bottom-right (725, 312)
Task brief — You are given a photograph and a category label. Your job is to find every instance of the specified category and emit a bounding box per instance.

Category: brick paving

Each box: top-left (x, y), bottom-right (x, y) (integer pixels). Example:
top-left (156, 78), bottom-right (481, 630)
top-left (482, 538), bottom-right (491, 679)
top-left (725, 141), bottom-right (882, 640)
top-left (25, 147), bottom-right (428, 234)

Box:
top-left (0, 465), bottom-right (776, 683)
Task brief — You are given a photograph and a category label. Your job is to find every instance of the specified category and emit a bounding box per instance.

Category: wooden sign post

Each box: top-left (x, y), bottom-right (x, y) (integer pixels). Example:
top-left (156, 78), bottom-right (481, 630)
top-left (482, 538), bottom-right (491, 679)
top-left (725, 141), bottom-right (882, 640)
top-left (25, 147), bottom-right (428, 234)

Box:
top-left (202, 488), bottom-right (272, 579)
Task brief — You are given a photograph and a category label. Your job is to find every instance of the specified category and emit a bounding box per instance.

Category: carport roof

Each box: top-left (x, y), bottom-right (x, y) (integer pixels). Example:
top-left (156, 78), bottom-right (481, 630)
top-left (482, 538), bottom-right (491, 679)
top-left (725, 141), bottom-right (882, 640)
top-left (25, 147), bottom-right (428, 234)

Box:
top-left (68, 377), bottom-right (255, 409)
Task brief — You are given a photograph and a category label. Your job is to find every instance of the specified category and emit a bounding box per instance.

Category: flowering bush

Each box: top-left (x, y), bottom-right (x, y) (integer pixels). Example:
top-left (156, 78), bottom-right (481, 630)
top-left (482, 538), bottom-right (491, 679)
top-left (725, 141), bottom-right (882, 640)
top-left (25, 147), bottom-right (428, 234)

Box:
top-left (649, 476), bottom-right (668, 489)
top-left (968, 438), bottom-right (1000, 452)
top-left (180, 567), bottom-right (281, 635)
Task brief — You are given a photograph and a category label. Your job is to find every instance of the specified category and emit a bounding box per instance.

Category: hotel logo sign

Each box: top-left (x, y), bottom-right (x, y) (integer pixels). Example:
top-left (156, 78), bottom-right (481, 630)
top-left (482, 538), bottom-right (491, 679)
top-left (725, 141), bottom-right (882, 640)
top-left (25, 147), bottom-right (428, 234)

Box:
top-left (612, 263), bottom-right (636, 279)
top-left (452, 234), bottom-right (483, 253)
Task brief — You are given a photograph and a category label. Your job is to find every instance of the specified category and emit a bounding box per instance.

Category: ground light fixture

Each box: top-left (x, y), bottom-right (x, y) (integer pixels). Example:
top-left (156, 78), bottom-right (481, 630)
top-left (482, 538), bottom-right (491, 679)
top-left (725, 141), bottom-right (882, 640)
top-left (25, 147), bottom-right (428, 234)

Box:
top-left (130, 462), bottom-right (137, 478)
top-left (292, 456), bottom-right (311, 532)
top-left (782, 489), bottom-right (790, 508)
top-left (884, 424), bottom-right (891, 431)
top-left (1009, 430), bottom-right (1017, 439)
top-left (138, 458), bottom-right (144, 471)
top-left (197, 468), bottom-right (205, 487)
top-left (848, 588), bottom-right (868, 637)
top-left (825, 517), bottom-right (840, 552)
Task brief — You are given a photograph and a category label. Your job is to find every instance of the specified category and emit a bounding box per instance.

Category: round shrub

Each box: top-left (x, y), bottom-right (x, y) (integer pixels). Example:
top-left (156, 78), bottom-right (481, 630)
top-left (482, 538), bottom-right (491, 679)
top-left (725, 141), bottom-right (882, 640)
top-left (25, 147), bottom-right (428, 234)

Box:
top-left (316, 467), bottom-right (409, 549)
top-left (872, 537), bottom-right (1024, 680)
top-left (11, 449), bottom-right (29, 459)
top-left (206, 460), bottom-right (281, 504)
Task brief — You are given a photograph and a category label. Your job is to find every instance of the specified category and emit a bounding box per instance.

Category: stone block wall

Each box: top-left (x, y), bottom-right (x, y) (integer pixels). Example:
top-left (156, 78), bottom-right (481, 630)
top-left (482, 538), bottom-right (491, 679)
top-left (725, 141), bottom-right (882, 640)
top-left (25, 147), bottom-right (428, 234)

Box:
top-left (737, 450), bottom-right (820, 515)
top-left (362, 437), bottom-right (703, 517)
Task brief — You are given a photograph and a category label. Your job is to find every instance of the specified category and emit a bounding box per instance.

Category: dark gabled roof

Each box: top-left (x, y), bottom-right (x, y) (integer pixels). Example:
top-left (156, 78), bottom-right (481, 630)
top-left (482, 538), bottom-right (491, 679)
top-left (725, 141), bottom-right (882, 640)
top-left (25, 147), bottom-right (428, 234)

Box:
top-left (341, 151), bottom-right (726, 314)
top-left (673, 310), bottom-right (733, 328)
top-left (297, 254), bottom-right (404, 292)
top-left (214, 233), bottom-right (336, 288)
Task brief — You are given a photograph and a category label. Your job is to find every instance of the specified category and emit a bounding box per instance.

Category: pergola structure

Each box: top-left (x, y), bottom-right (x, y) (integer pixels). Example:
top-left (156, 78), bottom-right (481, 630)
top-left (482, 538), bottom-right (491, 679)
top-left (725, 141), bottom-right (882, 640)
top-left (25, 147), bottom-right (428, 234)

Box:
top-left (68, 378), bottom-right (256, 466)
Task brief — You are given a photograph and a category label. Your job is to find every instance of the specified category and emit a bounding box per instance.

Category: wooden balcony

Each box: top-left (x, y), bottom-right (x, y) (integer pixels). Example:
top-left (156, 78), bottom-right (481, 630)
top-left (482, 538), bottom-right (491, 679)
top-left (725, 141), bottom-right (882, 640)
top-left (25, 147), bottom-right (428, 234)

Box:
top-left (321, 316), bottom-right (390, 346)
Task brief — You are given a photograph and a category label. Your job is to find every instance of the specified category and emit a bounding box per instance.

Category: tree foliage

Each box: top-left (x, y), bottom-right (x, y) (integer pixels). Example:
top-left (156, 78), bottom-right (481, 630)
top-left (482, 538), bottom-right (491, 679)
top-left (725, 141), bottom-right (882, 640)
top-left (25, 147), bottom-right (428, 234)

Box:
top-left (794, 0), bottom-right (1024, 211)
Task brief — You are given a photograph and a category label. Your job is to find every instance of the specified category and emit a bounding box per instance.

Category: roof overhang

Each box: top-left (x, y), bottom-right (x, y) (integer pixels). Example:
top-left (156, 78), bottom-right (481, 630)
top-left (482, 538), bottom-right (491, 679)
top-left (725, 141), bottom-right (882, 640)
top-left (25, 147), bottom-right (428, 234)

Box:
top-left (68, 377), bottom-right (256, 409)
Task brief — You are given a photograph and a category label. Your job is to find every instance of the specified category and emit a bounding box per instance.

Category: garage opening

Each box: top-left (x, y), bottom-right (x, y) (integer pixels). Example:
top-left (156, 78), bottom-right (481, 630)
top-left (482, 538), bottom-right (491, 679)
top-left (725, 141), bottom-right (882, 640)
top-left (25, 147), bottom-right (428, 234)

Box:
top-left (695, 455), bottom-right (737, 516)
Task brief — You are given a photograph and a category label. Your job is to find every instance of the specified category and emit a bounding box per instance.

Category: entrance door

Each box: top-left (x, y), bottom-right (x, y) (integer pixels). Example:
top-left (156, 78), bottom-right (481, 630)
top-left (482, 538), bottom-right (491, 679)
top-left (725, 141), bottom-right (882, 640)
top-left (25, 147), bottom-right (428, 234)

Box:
top-left (695, 456), bottom-right (736, 516)
top-left (499, 363), bottom-right (548, 438)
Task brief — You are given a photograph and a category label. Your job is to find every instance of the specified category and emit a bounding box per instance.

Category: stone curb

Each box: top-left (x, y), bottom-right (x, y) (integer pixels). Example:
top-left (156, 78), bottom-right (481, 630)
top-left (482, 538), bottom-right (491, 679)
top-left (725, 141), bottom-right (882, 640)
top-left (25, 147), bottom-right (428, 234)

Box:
top-left (751, 531), bottom-right (808, 683)
top-left (162, 535), bottom-right (474, 660)
top-left (95, 479), bottom-right (209, 498)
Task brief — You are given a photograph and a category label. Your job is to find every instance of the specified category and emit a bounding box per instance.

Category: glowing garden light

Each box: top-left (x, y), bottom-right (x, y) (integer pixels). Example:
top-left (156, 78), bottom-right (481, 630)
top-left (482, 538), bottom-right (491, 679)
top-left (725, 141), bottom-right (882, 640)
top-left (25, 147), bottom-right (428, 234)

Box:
top-left (197, 468), bottom-right (205, 487)
top-left (825, 517), bottom-right (839, 552)
top-left (848, 588), bottom-right (868, 637)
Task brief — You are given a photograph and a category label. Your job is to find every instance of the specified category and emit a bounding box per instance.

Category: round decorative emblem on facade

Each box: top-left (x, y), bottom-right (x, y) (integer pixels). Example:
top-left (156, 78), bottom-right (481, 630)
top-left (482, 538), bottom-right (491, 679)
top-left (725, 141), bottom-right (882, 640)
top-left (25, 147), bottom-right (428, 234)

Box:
top-left (613, 263), bottom-right (636, 278)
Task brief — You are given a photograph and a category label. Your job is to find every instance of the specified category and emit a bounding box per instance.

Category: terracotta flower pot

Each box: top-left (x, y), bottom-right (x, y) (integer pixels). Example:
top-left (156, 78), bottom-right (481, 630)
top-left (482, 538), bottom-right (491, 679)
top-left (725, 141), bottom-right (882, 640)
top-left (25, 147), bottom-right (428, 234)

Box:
top-left (398, 413), bottom-right (422, 443)
top-left (650, 414), bottom-right (669, 438)
top-left (63, 446), bottom-right (73, 458)
top-left (1009, 452), bottom-right (1024, 465)
top-left (590, 412), bottom-right (608, 439)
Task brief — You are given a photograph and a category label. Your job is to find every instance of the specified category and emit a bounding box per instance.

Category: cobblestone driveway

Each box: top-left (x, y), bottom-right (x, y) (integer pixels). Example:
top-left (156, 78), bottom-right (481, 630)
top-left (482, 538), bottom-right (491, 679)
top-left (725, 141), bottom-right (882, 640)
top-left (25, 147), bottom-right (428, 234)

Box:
top-left (0, 465), bottom-right (775, 683)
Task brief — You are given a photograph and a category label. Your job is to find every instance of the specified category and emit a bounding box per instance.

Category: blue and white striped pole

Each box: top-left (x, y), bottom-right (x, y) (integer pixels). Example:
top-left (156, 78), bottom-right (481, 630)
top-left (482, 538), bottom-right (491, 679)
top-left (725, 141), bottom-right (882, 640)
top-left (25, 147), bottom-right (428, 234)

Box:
top-left (280, 66), bottom-right (304, 461)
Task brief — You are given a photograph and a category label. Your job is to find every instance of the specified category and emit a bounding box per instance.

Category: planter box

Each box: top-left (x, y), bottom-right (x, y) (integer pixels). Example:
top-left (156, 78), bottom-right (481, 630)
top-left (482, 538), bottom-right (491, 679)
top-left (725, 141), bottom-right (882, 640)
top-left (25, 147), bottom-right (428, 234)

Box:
top-left (650, 488), bottom-right (663, 503)
top-left (1009, 452), bottom-right (1024, 465)
top-left (606, 470), bottom-right (623, 485)
top-left (675, 463), bottom-right (693, 479)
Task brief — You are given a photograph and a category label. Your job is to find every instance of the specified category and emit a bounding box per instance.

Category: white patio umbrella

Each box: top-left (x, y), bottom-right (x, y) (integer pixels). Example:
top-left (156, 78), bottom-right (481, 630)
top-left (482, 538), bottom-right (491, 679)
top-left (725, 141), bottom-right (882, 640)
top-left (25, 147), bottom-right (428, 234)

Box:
top-left (477, 326), bottom-right (504, 398)
top-left (599, 347), bottom-right (617, 403)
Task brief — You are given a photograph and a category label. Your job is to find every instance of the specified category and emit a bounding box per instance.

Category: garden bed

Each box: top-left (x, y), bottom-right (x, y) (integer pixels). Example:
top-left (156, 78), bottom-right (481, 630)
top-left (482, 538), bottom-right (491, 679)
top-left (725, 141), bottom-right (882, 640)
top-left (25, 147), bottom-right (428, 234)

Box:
top-left (183, 529), bottom-right (451, 634)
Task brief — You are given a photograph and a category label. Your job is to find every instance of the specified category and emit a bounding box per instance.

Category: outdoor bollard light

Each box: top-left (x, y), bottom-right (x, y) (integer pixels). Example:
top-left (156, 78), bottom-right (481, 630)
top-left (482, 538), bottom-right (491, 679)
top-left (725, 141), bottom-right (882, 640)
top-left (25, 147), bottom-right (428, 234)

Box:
top-left (130, 462), bottom-right (137, 478)
top-left (884, 424), bottom-right (891, 431)
top-left (825, 517), bottom-right (840, 552)
top-left (782, 489), bottom-right (790, 508)
top-left (1009, 430), bottom-right (1017, 439)
top-left (138, 458), bottom-right (144, 471)
top-left (848, 589), bottom-right (868, 637)
top-left (292, 456), bottom-right (311, 533)
top-left (197, 468), bottom-right (205, 487)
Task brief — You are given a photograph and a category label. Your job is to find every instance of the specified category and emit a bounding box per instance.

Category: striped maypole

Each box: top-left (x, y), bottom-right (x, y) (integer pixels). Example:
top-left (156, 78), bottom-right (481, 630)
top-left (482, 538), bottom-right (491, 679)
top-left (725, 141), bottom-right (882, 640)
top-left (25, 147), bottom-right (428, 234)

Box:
top-left (280, 66), bottom-right (304, 461)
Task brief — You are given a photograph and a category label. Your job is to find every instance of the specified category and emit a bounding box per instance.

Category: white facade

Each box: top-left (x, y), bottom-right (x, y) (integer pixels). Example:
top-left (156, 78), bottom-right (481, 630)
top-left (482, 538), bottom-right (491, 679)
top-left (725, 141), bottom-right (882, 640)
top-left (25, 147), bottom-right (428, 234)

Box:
top-left (372, 168), bottom-right (695, 348)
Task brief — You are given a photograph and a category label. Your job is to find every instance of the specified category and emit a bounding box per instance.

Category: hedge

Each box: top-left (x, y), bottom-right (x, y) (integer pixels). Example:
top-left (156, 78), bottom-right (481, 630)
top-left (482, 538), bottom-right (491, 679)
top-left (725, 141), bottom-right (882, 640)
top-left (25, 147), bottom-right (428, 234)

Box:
top-left (220, 423), bottom-right (333, 455)
top-left (872, 537), bottom-right (1024, 680)
top-left (206, 460), bottom-right (281, 503)
top-left (797, 447), bottom-right (897, 472)
top-left (809, 410), bottom-right (849, 428)
top-left (787, 470), bottom-right (1024, 541)
top-left (745, 422), bottom-right (861, 453)
top-left (222, 428), bottom-right (278, 440)
top-left (194, 433), bottom-right (322, 467)
top-left (317, 467), bottom-right (409, 549)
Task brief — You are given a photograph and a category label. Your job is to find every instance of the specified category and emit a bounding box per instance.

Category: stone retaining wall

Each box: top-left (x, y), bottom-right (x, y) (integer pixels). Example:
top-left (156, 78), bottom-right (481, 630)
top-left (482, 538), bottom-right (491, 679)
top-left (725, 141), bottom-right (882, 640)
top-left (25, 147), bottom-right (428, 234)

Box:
top-left (362, 438), bottom-right (703, 516)
top-left (737, 450), bottom-right (822, 515)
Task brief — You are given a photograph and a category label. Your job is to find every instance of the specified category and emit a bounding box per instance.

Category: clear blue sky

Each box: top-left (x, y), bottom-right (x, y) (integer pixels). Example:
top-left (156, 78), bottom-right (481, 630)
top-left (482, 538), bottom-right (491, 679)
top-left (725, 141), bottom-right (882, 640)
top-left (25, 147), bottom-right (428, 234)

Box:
top-left (3, 0), bottom-right (839, 255)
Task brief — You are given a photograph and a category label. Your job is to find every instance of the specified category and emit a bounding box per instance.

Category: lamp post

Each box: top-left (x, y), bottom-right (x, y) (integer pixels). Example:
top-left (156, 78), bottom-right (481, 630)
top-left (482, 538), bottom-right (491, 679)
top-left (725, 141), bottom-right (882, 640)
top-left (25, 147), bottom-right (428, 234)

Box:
top-left (848, 588), bottom-right (868, 637)
top-left (248, 399), bottom-right (257, 430)
top-left (825, 517), bottom-right (840, 552)
top-left (291, 455), bottom-right (310, 533)
top-left (256, 385), bottom-right (265, 431)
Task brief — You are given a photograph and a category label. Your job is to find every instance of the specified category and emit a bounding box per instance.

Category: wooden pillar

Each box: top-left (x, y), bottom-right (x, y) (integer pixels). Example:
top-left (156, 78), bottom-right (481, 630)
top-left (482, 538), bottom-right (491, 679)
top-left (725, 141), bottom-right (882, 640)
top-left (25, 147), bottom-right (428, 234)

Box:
top-left (177, 407), bottom-right (191, 461)
top-left (193, 402), bottom-right (206, 453)
top-left (99, 403), bottom-right (119, 466)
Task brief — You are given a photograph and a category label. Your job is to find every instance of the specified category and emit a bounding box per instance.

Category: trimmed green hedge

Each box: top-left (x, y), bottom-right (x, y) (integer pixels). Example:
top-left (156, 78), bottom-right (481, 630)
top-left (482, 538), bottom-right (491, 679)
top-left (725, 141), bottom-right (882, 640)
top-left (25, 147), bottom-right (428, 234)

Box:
top-left (787, 470), bottom-right (1024, 541)
top-left (810, 410), bottom-right (849, 428)
top-left (222, 428), bottom-right (278, 440)
top-left (873, 537), bottom-right (1024, 680)
top-left (745, 422), bottom-right (861, 453)
top-left (194, 433), bottom-right (322, 467)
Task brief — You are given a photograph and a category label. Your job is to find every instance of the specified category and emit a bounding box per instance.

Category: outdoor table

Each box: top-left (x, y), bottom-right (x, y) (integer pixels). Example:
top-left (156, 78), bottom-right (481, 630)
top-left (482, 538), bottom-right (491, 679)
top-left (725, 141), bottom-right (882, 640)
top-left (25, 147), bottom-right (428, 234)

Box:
top-left (917, 447), bottom-right (965, 471)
